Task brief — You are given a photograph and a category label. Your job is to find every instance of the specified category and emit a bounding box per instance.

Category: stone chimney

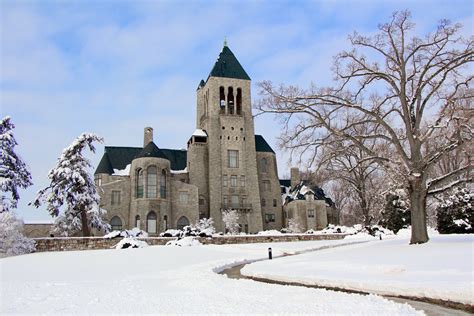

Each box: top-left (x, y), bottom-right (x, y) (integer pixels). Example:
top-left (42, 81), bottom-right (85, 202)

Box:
top-left (290, 167), bottom-right (300, 188)
top-left (144, 127), bottom-right (153, 146)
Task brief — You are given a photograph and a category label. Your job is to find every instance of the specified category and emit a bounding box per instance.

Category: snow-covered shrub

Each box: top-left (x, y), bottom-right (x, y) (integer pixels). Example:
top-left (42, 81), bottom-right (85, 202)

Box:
top-left (115, 237), bottom-right (148, 249)
top-left (104, 228), bottom-right (148, 239)
top-left (379, 191), bottom-right (411, 234)
top-left (436, 188), bottom-right (473, 234)
top-left (160, 229), bottom-right (182, 237)
top-left (287, 218), bottom-right (303, 233)
top-left (166, 236), bottom-right (202, 247)
top-left (222, 209), bottom-right (239, 235)
top-left (195, 217), bottom-right (216, 236)
top-left (0, 116), bottom-right (33, 213)
top-left (0, 212), bottom-right (35, 256)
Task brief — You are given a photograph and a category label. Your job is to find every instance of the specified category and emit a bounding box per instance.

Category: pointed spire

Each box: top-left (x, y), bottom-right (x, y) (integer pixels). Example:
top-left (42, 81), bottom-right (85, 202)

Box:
top-left (223, 37), bottom-right (228, 47)
top-left (208, 44), bottom-right (250, 80)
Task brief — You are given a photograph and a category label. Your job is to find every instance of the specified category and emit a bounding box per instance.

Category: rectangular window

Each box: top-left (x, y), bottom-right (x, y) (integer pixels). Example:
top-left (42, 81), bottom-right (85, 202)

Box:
top-left (308, 210), bottom-right (315, 218)
top-left (231, 195), bottom-right (239, 208)
top-left (111, 191), bottom-right (121, 205)
top-left (241, 197), bottom-right (247, 207)
top-left (230, 175), bottom-right (238, 187)
top-left (262, 199), bottom-right (266, 207)
top-left (95, 175), bottom-right (102, 187)
top-left (273, 199), bottom-right (277, 207)
top-left (265, 213), bottom-right (276, 222)
top-left (263, 181), bottom-right (270, 191)
top-left (240, 175), bottom-right (245, 187)
top-left (223, 195), bottom-right (228, 208)
top-left (228, 150), bottom-right (239, 168)
top-left (223, 175), bottom-right (228, 187)
top-left (179, 192), bottom-right (189, 204)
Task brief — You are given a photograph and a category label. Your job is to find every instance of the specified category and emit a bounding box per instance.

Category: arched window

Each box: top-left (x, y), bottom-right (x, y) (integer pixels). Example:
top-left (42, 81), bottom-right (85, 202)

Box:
top-left (135, 215), bottom-right (141, 229)
top-left (147, 211), bottom-right (157, 234)
top-left (147, 166), bottom-right (157, 198)
top-left (177, 216), bottom-right (189, 230)
top-left (160, 169), bottom-right (166, 198)
top-left (110, 216), bottom-right (122, 231)
top-left (236, 88), bottom-right (242, 115)
top-left (136, 169), bottom-right (144, 198)
top-left (219, 86), bottom-right (225, 113)
top-left (227, 87), bottom-right (234, 114)
top-left (261, 158), bottom-right (268, 173)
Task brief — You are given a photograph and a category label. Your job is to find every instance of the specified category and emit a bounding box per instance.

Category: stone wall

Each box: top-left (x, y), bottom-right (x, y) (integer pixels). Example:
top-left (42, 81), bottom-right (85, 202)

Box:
top-left (33, 233), bottom-right (347, 252)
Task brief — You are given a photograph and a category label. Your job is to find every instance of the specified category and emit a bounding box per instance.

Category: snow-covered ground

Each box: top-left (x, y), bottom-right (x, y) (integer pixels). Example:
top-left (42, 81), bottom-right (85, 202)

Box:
top-left (242, 234), bottom-right (474, 305)
top-left (0, 239), bottom-right (421, 315)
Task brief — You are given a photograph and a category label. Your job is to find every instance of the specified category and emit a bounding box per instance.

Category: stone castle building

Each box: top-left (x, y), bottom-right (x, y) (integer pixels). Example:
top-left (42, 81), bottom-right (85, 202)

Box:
top-left (94, 43), bottom-right (336, 235)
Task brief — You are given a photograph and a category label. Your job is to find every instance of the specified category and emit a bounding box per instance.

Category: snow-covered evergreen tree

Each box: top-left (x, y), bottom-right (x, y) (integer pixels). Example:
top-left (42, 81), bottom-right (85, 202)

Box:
top-left (0, 211), bottom-right (35, 256)
top-left (379, 190), bottom-right (411, 234)
top-left (31, 133), bottom-right (110, 236)
top-left (436, 188), bottom-right (473, 234)
top-left (0, 116), bottom-right (33, 213)
top-left (222, 210), bottom-right (239, 235)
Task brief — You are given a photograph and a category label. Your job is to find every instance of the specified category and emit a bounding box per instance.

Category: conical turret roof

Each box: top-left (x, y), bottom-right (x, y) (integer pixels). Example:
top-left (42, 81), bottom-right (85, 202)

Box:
top-left (135, 141), bottom-right (168, 160)
top-left (208, 45), bottom-right (250, 80)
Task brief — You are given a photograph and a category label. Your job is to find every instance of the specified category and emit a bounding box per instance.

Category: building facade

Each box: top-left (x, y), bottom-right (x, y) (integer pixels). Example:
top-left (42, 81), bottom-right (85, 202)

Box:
top-left (94, 44), bottom-right (335, 235)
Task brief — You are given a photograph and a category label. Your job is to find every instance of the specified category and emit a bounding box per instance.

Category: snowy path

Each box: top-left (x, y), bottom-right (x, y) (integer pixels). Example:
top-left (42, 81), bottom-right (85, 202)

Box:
top-left (242, 235), bottom-right (474, 307)
top-left (0, 239), bottom-right (422, 315)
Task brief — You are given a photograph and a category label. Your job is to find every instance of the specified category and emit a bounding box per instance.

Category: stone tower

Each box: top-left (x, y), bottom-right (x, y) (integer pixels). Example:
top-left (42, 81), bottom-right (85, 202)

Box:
top-left (189, 43), bottom-right (263, 233)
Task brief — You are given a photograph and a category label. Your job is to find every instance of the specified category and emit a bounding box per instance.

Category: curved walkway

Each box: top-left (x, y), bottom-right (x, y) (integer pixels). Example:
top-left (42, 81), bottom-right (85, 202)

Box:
top-left (219, 243), bottom-right (473, 316)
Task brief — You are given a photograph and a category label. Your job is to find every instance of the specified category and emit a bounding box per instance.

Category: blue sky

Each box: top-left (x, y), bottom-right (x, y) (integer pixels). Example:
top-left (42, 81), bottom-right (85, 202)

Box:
top-left (1, 0), bottom-right (472, 222)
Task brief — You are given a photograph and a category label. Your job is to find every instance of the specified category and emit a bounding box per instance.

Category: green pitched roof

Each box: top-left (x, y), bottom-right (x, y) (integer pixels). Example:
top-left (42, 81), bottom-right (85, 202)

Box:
top-left (136, 141), bottom-right (168, 159)
top-left (208, 45), bottom-right (250, 81)
top-left (95, 146), bottom-right (187, 175)
top-left (255, 135), bottom-right (275, 154)
top-left (95, 152), bottom-right (114, 174)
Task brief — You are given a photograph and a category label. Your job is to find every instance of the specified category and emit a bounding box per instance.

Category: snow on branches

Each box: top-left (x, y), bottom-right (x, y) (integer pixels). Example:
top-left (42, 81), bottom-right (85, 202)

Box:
top-left (0, 116), bottom-right (33, 213)
top-left (30, 133), bottom-right (110, 236)
top-left (222, 210), bottom-right (240, 235)
top-left (0, 212), bottom-right (35, 256)
top-left (436, 187), bottom-right (473, 234)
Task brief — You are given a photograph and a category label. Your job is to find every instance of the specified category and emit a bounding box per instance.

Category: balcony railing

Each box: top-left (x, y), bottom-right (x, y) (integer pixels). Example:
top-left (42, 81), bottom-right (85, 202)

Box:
top-left (222, 203), bottom-right (252, 213)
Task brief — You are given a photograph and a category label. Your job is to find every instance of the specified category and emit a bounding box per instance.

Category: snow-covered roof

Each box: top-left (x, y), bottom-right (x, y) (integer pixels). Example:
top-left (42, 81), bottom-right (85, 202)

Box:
top-left (281, 181), bottom-right (333, 206)
top-left (192, 129), bottom-right (207, 137)
top-left (112, 164), bottom-right (131, 176)
top-left (171, 167), bottom-right (188, 174)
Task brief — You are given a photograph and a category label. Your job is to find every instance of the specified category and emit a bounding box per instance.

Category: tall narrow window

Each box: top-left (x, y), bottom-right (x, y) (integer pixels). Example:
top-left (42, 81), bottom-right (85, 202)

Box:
top-left (147, 211), bottom-right (157, 234)
top-left (261, 158), bottom-right (268, 173)
top-left (223, 195), bottom-right (228, 208)
top-left (94, 174), bottom-right (102, 187)
top-left (223, 175), bottom-right (228, 187)
top-left (147, 166), bottom-right (157, 198)
top-left (230, 175), bottom-right (237, 187)
top-left (219, 86), bottom-right (226, 114)
top-left (110, 216), bottom-right (122, 231)
top-left (136, 169), bottom-right (144, 198)
top-left (228, 150), bottom-right (238, 168)
top-left (111, 191), bottom-right (121, 205)
top-left (262, 198), bottom-right (266, 207)
top-left (240, 175), bottom-right (245, 187)
top-left (273, 199), bottom-right (277, 207)
top-left (263, 180), bottom-right (270, 191)
top-left (163, 215), bottom-right (168, 230)
top-left (160, 170), bottom-right (166, 198)
top-left (135, 215), bottom-right (141, 229)
top-left (236, 88), bottom-right (242, 115)
top-left (231, 195), bottom-right (239, 208)
top-left (227, 87), bottom-right (234, 114)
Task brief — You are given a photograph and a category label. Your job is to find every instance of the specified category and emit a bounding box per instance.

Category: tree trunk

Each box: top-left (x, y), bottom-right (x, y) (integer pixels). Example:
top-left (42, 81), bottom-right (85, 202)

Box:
top-left (408, 179), bottom-right (429, 244)
top-left (80, 207), bottom-right (91, 237)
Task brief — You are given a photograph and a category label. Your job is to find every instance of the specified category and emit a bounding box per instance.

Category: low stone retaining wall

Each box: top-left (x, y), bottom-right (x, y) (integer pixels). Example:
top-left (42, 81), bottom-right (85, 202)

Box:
top-left (33, 234), bottom-right (348, 252)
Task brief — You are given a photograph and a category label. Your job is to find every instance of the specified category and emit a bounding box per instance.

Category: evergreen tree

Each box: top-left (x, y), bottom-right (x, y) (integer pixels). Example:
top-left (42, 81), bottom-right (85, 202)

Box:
top-left (31, 133), bottom-right (110, 236)
top-left (379, 190), bottom-right (411, 234)
top-left (436, 188), bottom-right (473, 234)
top-left (0, 116), bottom-right (33, 212)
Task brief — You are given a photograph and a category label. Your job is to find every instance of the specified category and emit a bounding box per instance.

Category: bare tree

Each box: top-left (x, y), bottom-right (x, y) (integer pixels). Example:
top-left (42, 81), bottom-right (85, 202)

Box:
top-left (256, 11), bottom-right (473, 244)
